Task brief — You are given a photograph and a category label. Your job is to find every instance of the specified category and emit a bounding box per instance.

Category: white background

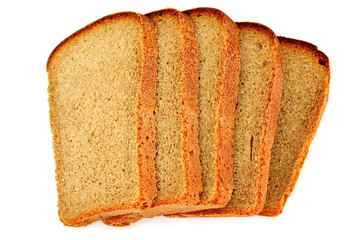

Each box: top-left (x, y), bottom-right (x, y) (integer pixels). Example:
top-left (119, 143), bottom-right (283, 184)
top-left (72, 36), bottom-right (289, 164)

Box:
top-left (1, 0), bottom-right (359, 239)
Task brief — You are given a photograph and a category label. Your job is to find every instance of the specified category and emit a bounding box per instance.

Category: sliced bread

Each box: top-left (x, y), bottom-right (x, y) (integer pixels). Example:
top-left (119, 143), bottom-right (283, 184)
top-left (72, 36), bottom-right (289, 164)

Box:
top-left (47, 12), bottom-right (157, 226)
top-left (105, 8), bottom-right (241, 226)
top-left (172, 22), bottom-right (283, 217)
top-left (102, 8), bottom-right (204, 227)
top-left (260, 37), bottom-right (330, 216)
top-left (183, 7), bottom-right (241, 206)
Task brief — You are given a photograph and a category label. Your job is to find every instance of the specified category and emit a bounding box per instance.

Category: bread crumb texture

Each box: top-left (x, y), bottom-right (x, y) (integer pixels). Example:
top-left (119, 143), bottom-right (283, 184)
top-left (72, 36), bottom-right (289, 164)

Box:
top-left (152, 13), bottom-right (184, 202)
top-left (191, 14), bottom-right (221, 201)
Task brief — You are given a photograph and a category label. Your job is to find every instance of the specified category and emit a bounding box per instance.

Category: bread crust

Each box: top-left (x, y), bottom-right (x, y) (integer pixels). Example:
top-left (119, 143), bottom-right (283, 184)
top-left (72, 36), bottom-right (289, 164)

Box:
top-left (170, 22), bottom-right (283, 217)
top-left (259, 37), bottom-right (330, 216)
top-left (183, 7), bottom-right (241, 206)
top-left (47, 11), bottom-right (157, 227)
top-left (103, 8), bottom-right (203, 227)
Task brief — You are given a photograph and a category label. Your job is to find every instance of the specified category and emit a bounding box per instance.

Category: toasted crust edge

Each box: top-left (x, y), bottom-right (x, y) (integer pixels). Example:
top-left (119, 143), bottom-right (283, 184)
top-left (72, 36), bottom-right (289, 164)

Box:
top-left (169, 22), bottom-right (283, 217)
top-left (183, 7), bottom-right (240, 206)
top-left (259, 37), bottom-right (330, 216)
top-left (47, 12), bottom-right (157, 227)
top-left (103, 8), bottom-right (202, 227)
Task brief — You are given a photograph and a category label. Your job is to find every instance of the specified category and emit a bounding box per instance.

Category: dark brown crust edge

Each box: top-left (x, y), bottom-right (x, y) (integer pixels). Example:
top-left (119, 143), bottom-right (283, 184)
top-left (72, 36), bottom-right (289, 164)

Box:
top-left (259, 37), bottom-right (330, 216)
top-left (47, 12), bottom-right (157, 227)
top-left (182, 7), bottom-right (240, 206)
top-left (169, 22), bottom-right (283, 217)
top-left (102, 8), bottom-right (202, 227)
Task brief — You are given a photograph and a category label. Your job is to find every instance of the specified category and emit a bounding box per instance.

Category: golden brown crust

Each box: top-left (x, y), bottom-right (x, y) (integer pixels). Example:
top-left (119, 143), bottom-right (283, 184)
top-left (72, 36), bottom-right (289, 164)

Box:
top-left (183, 7), bottom-right (240, 206)
top-left (170, 22), bottom-right (283, 217)
top-left (177, 7), bottom-right (202, 205)
top-left (103, 214), bottom-right (142, 227)
top-left (259, 37), bottom-right (330, 216)
top-left (103, 8), bottom-right (202, 227)
top-left (47, 12), bottom-right (157, 227)
top-left (134, 11), bottom-right (158, 209)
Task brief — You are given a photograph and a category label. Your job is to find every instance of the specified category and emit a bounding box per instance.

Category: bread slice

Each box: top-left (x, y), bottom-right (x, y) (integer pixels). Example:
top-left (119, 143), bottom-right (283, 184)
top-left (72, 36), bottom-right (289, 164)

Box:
top-left (102, 8), bottom-right (205, 227)
top-left (260, 37), bottom-right (330, 216)
top-left (183, 7), bottom-right (240, 206)
top-left (47, 12), bottom-right (157, 227)
top-left (171, 22), bottom-right (283, 217)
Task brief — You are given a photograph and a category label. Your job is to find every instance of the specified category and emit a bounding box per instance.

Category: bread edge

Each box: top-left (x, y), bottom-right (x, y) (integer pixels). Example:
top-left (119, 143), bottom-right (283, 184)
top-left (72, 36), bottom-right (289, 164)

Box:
top-left (259, 37), bottom-right (330, 216)
top-left (47, 11), bottom-right (158, 227)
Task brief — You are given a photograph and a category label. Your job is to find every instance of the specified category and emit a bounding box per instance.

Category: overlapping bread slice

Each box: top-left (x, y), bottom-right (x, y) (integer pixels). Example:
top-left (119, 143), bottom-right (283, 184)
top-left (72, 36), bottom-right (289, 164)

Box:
top-left (47, 12), bottom-right (157, 227)
top-left (171, 22), bottom-right (283, 217)
top-left (103, 8), bottom-right (204, 227)
top-left (260, 37), bottom-right (330, 216)
top-left (183, 7), bottom-right (240, 206)
top-left (104, 7), bottom-right (241, 226)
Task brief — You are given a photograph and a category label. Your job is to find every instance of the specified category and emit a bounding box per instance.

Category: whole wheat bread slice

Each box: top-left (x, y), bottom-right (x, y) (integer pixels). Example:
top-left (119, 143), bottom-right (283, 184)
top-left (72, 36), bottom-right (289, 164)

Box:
top-left (182, 7), bottom-right (240, 206)
top-left (172, 22), bottom-right (283, 217)
top-left (102, 8), bottom-right (205, 227)
top-left (260, 37), bottom-right (330, 216)
top-left (47, 12), bottom-right (157, 227)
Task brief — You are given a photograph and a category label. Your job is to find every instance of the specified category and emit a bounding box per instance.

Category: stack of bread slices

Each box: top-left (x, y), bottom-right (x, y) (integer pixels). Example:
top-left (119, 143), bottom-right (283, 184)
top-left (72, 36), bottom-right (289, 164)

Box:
top-left (47, 7), bottom-right (330, 227)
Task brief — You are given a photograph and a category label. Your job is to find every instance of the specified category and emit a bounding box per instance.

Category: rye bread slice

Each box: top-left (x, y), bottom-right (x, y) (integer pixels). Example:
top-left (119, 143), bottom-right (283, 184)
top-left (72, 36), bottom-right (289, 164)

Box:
top-left (183, 7), bottom-right (240, 206)
top-left (260, 37), bottom-right (330, 216)
top-left (102, 8), bottom-right (205, 227)
top-left (47, 12), bottom-right (157, 227)
top-left (171, 22), bottom-right (283, 217)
